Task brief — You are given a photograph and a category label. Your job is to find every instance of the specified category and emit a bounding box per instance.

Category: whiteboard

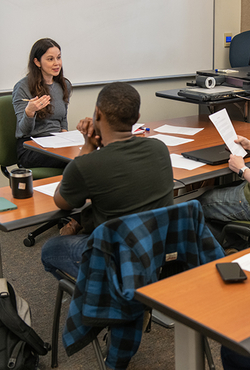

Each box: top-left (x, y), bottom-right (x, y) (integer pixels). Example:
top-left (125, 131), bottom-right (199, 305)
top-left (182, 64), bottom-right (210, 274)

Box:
top-left (0, 0), bottom-right (214, 91)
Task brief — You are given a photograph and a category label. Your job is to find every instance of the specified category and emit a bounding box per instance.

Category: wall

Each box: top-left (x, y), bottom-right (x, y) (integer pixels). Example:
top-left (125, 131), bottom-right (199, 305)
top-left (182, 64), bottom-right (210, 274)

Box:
top-left (214, 0), bottom-right (241, 69)
top-left (67, 0), bottom-right (241, 130)
top-left (241, 0), bottom-right (250, 31)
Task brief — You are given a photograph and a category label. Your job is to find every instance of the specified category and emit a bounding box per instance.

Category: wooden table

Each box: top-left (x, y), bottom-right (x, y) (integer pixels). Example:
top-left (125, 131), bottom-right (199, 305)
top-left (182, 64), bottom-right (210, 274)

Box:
top-left (0, 175), bottom-right (70, 232)
top-left (24, 115), bottom-right (250, 187)
top-left (135, 249), bottom-right (250, 370)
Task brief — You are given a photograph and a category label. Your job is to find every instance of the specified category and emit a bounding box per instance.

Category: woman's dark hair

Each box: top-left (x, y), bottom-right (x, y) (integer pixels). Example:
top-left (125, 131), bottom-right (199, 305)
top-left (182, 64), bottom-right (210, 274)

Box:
top-left (27, 38), bottom-right (71, 119)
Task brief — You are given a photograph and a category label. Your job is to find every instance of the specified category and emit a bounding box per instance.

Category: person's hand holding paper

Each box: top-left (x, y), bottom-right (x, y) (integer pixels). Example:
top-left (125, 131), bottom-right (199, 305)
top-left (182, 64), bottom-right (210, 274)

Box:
top-left (209, 108), bottom-right (247, 157)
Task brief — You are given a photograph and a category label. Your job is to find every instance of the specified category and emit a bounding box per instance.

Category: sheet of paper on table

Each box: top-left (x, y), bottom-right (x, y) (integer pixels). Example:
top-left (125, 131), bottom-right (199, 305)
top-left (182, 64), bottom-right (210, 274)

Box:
top-left (170, 153), bottom-right (206, 170)
top-left (51, 130), bottom-right (84, 143)
top-left (149, 134), bottom-right (193, 146)
top-left (154, 125), bottom-right (204, 136)
top-left (34, 182), bottom-right (60, 197)
top-left (209, 108), bottom-right (247, 157)
top-left (233, 253), bottom-right (250, 272)
top-left (132, 123), bottom-right (145, 134)
top-left (31, 130), bottom-right (84, 148)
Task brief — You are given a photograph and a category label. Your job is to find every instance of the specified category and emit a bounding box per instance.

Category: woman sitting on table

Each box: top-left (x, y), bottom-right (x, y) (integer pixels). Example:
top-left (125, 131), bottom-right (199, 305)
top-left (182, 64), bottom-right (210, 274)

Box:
top-left (12, 38), bottom-right (72, 169)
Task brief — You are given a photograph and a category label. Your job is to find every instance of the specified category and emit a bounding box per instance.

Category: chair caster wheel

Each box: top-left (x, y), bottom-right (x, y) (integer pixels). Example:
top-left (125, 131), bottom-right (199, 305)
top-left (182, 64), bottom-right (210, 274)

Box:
top-left (23, 237), bottom-right (35, 247)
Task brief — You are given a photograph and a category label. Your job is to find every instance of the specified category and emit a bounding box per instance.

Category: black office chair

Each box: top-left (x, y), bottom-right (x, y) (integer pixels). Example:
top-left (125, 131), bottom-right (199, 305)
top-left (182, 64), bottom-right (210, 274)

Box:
top-left (51, 271), bottom-right (107, 370)
top-left (0, 94), bottom-right (65, 246)
top-left (229, 30), bottom-right (250, 68)
top-left (219, 221), bottom-right (250, 254)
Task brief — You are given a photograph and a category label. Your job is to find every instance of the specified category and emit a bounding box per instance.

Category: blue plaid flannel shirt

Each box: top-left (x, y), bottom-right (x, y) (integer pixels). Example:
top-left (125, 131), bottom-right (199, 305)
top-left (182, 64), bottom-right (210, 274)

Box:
top-left (63, 200), bottom-right (225, 369)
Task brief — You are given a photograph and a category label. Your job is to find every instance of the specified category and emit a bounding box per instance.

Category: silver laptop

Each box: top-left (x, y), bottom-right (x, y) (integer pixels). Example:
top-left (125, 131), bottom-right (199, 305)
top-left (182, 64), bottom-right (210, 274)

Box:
top-left (178, 86), bottom-right (248, 102)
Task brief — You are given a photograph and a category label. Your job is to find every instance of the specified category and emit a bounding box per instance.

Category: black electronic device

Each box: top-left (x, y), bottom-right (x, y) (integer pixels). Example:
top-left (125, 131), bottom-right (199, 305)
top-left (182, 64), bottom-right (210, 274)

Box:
top-left (178, 86), bottom-right (249, 102)
top-left (216, 262), bottom-right (247, 283)
top-left (195, 74), bottom-right (225, 87)
top-left (182, 144), bottom-right (250, 165)
top-left (181, 144), bottom-right (230, 165)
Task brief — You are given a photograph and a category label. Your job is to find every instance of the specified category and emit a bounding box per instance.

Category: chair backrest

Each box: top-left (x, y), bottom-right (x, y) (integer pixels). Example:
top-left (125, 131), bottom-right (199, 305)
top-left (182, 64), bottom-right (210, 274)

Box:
top-left (229, 30), bottom-right (250, 68)
top-left (0, 95), bottom-right (17, 168)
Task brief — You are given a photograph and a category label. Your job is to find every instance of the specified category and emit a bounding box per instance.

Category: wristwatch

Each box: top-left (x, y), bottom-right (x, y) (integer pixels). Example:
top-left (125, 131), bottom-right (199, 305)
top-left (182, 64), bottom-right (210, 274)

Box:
top-left (238, 166), bottom-right (249, 179)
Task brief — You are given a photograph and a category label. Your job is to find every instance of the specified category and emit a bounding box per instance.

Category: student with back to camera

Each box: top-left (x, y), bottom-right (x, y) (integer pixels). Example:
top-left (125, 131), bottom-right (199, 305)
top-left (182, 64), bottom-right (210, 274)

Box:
top-left (41, 81), bottom-right (174, 279)
top-left (41, 81), bottom-right (174, 370)
top-left (12, 37), bottom-right (72, 169)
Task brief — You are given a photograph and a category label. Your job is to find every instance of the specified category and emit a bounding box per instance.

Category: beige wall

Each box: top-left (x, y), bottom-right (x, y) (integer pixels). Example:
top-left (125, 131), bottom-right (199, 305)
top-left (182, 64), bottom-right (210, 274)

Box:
top-left (214, 0), bottom-right (241, 69)
top-left (0, 0), bottom-right (242, 187)
top-left (241, 0), bottom-right (250, 32)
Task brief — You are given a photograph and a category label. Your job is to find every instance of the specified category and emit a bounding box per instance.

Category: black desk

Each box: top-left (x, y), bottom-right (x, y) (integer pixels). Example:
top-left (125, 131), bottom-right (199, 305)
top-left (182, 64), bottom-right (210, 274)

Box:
top-left (155, 88), bottom-right (249, 118)
top-left (196, 66), bottom-right (250, 82)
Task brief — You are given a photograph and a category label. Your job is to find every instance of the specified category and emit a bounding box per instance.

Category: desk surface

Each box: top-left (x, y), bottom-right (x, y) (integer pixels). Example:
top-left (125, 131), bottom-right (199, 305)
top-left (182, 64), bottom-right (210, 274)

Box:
top-left (24, 115), bottom-right (250, 187)
top-left (0, 175), bottom-right (71, 232)
top-left (135, 249), bottom-right (250, 358)
top-left (197, 66), bottom-right (250, 81)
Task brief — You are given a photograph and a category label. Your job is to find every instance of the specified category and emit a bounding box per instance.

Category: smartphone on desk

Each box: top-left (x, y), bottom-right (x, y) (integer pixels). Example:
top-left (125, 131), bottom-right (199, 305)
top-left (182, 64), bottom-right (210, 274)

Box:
top-left (216, 262), bottom-right (247, 283)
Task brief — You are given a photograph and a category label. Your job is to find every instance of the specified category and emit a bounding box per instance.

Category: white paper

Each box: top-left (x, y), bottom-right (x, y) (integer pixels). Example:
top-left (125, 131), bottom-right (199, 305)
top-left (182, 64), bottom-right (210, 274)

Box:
top-left (148, 134), bottom-right (193, 146)
top-left (154, 124), bottom-right (203, 136)
top-left (233, 253), bottom-right (250, 272)
top-left (132, 123), bottom-right (145, 134)
top-left (34, 182), bottom-right (60, 197)
top-left (51, 130), bottom-right (84, 145)
top-left (209, 109), bottom-right (247, 157)
top-left (31, 130), bottom-right (84, 148)
top-left (170, 153), bottom-right (206, 170)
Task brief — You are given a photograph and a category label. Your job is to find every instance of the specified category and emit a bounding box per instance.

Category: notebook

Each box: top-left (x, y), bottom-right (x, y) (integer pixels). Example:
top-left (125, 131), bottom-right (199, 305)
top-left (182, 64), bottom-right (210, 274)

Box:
top-left (178, 86), bottom-right (248, 102)
top-left (181, 144), bottom-right (231, 165)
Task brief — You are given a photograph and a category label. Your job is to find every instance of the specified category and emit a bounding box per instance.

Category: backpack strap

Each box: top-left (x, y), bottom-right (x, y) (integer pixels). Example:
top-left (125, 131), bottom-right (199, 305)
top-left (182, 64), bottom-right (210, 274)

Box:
top-left (0, 278), bottom-right (8, 297)
top-left (0, 282), bottom-right (50, 356)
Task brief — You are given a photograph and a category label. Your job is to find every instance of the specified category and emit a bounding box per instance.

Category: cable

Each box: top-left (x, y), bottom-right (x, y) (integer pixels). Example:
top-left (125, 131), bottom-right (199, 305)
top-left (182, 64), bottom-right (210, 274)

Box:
top-left (235, 94), bottom-right (250, 101)
top-left (173, 179), bottom-right (186, 186)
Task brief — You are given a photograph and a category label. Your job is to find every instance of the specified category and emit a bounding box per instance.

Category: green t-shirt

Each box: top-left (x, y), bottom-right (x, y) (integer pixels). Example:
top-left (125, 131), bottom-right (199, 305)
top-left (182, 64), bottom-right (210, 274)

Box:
top-left (60, 136), bottom-right (174, 227)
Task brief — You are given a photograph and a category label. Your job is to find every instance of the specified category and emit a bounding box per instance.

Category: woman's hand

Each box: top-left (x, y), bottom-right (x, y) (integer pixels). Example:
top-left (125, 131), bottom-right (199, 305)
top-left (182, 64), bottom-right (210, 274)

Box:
top-left (25, 95), bottom-right (51, 117)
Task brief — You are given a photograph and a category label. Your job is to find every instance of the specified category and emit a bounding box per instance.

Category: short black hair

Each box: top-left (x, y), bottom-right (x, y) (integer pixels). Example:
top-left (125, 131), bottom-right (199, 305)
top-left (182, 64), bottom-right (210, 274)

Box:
top-left (96, 82), bottom-right (140, 131)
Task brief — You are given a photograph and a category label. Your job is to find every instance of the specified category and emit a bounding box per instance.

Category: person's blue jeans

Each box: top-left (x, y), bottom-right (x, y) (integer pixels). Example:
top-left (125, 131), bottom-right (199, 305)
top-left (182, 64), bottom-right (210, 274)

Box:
top-left (221, 346), bottom-right (250, 370)
top-left (198, 181), bottom-right (250, 222)
top-left (41, 234), bottom-right (90, 279)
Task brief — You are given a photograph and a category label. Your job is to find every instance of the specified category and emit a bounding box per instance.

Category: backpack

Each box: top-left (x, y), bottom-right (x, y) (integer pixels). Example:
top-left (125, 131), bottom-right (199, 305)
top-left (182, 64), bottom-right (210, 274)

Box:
top-left (0, 278), bottom-right (50, 370)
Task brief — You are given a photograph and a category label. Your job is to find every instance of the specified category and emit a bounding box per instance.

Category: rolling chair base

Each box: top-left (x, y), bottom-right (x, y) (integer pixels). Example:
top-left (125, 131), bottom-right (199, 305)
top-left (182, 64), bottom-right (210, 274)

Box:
top-left (23, 218), bottom-right (70, 247)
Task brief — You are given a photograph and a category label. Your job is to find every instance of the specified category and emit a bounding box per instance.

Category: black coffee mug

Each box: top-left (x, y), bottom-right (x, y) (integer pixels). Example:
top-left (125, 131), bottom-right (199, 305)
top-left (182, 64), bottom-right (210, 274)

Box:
top-left (9, 169), bottom-right (33, 199)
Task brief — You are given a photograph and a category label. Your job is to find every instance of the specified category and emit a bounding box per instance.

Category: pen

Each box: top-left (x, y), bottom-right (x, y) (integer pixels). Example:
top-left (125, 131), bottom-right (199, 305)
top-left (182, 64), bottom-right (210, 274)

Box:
top-left (215, 69), bottom-right (239, 73)
top-left (22, 99), bottom-right (30, 101)
top-left (215, 69), bottom-right (228, 73)
top-left (135, 127), bottom-right (150, 132)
